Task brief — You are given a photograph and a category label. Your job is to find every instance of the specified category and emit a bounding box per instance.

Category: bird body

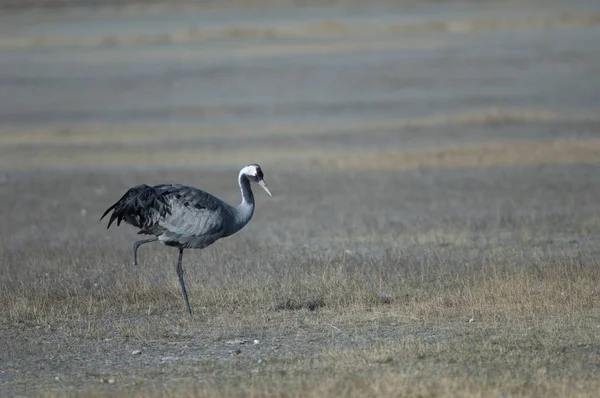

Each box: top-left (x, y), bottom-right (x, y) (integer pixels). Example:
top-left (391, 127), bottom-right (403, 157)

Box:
top-left (105, 183), bottom-right (232, 249)
top-left (100, 164), bottom-right (271, 315)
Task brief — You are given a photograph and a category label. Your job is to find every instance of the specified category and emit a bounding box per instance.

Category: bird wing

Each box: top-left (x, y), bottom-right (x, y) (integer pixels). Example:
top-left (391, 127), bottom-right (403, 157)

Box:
top-left (153, 184), bottom-right (229, 247)
top-left (100, 184), bottom-right (171, 231)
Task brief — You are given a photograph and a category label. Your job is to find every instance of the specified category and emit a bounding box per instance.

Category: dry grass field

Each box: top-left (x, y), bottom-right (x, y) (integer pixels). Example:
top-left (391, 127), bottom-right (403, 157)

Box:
top-left (2, 0), bottom-right (600, 396)
top-left (2, 145), bottom-right (600, 397)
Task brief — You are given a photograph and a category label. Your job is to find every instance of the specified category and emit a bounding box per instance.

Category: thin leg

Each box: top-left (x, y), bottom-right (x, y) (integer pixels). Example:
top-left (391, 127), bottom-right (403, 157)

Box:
top-left (176, 249), bottom-right (193, 316)
top-left (132, 237), bottom-right (158, 265)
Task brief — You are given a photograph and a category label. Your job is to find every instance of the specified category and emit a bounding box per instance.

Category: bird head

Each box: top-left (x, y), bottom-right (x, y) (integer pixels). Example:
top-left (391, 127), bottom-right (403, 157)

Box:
top-left (242, 164), bottom-right (272, 196)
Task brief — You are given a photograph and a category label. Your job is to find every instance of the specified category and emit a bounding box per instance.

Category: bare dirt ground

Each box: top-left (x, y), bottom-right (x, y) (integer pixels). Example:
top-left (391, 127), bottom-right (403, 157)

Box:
top-left (2, 0), bottom-right (600, 396)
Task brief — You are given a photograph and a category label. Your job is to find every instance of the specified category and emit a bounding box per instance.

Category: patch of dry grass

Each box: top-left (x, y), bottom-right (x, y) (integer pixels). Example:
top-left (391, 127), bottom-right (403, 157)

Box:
top-left (1, 105), bottom-right (598, 174)
top-left (3, 237), bottom-right (600, 397)
top-left (0, 108), bottom-right (596, 147)
top-left (331, 139), bottom-right (600, 172)
top-left (1, 137), bottom-right (600, 172)
top-left (19, 258), bottom-right (600, 397)
top-left (3, 244), bottom-right (598, 324)
top-left (2, 9), bottom-right (599, 51)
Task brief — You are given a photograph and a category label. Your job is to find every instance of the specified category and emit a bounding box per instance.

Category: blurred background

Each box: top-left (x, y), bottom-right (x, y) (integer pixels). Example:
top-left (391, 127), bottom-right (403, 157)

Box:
top-left (1, 0), bottom-right (599, 173)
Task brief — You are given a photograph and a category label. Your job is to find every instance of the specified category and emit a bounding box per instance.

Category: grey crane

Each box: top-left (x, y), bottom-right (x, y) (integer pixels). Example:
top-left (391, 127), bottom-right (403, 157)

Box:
top-left (100, 164), bottom-right (272, 315)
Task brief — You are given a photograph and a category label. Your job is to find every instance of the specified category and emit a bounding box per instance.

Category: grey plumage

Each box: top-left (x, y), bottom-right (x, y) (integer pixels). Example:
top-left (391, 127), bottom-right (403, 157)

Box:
top-left (100, 164), bottom-right (272, 315)
top-left (105, 183), bottom-right (229, 249)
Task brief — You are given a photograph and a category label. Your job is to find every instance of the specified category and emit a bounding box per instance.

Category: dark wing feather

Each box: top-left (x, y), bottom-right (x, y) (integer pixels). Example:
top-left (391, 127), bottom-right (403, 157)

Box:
top-left (100, 184), bottom-right (171, 230)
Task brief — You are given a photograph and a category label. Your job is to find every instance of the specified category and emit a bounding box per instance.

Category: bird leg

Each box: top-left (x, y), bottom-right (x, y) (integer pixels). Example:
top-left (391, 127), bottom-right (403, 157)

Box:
top-left (176, 249), bottom-right (193, 316)
top-left (132, 237), bottom-right (158, 265)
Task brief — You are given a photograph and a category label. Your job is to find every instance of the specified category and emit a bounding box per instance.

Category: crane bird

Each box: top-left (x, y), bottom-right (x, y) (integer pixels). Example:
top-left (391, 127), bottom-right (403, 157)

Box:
top-left (100, 164), bottom-right (272, 315)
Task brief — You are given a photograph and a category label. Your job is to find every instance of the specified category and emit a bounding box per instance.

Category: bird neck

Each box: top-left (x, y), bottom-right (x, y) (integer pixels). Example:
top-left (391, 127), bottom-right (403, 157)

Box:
top-left (238, 171), bottom-right (255, 207)
top-left (231, 172), bottom-right (255, 233)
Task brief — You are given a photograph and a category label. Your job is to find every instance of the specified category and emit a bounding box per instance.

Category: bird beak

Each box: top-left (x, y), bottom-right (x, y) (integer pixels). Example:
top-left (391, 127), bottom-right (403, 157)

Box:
top-left (258, 179), bottom-right (272, 196)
